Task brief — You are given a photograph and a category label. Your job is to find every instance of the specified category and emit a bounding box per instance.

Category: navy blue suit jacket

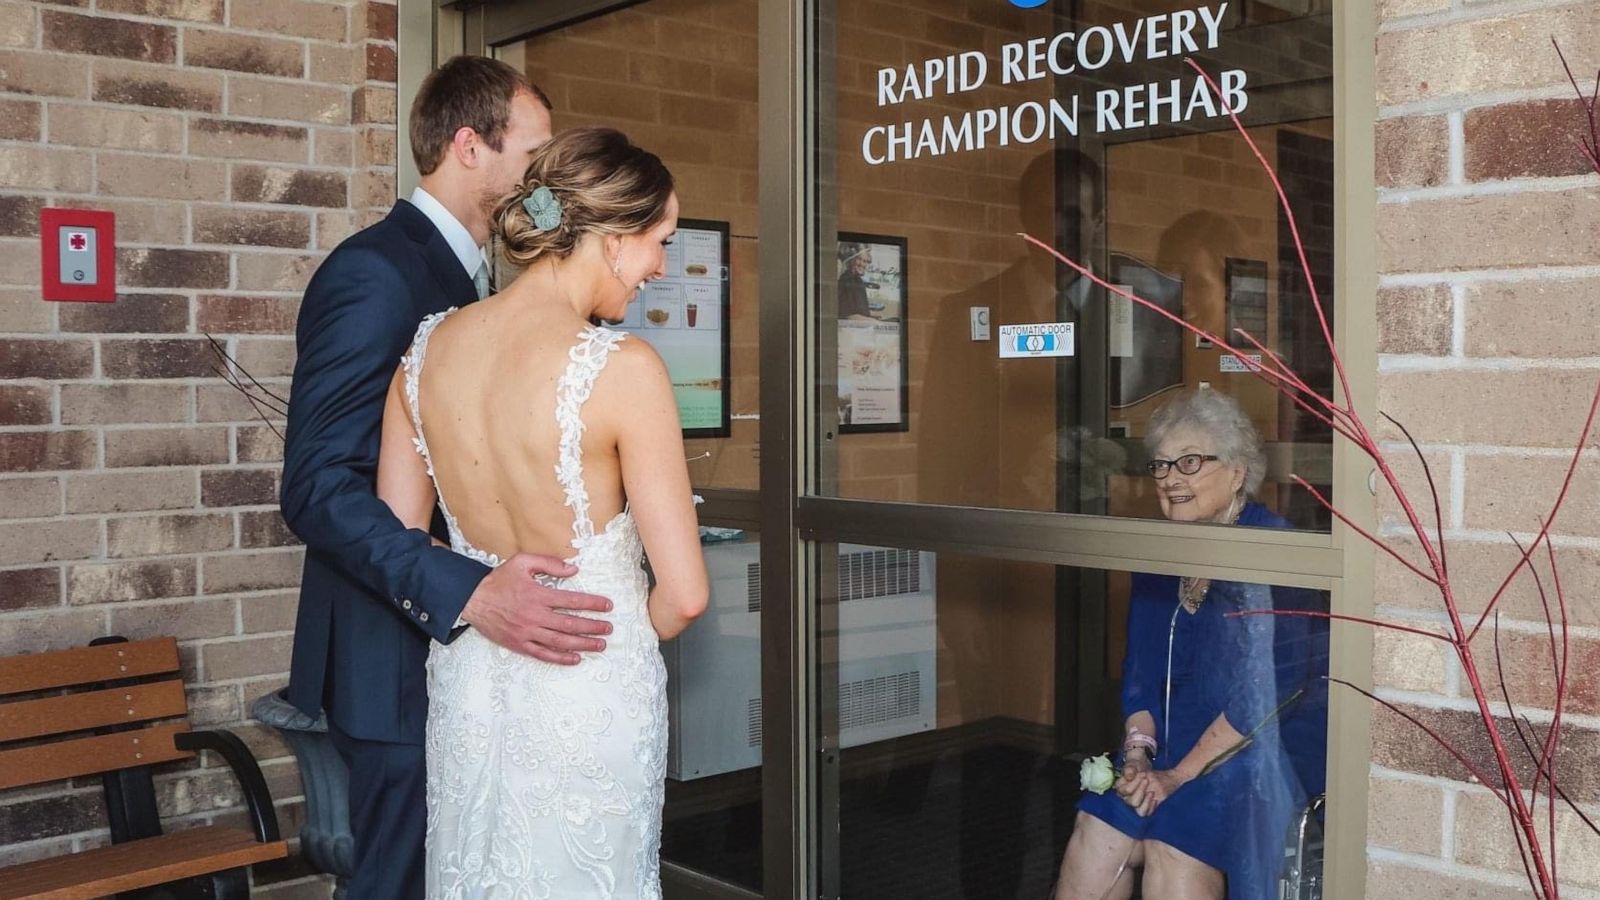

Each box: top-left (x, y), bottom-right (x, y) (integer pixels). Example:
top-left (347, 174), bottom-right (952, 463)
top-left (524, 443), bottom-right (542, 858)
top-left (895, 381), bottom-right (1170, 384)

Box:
top-left (283, 200), bottom-right (490, 744)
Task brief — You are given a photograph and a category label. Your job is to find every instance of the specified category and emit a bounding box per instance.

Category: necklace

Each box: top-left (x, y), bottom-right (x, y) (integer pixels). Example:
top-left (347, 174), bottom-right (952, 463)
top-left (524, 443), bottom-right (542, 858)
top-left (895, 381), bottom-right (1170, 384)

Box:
top-left (1178, 576), bottom-right (1211, 612)
top-left (1178, 496), bottom-right (1245, 612)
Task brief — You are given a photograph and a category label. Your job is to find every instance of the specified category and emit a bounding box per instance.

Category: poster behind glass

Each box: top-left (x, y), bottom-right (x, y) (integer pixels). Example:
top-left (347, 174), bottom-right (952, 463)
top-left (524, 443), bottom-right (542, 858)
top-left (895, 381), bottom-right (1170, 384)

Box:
top-left (837, 232), bottom-right (909, 433)
top-left (614, 219), bottom-right (731, 438)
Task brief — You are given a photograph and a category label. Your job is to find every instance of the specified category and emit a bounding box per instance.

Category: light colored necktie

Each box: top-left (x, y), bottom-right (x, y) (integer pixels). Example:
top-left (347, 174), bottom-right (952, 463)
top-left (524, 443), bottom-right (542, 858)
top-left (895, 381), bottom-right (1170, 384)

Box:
top-left (472, 260), bottom-right (492, 300)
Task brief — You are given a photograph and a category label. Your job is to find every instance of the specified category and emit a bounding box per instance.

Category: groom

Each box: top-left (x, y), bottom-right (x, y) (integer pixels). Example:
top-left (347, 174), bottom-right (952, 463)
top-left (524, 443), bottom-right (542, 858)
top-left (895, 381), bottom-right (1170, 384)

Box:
top-left (281, 57), bottom-right (614, 899)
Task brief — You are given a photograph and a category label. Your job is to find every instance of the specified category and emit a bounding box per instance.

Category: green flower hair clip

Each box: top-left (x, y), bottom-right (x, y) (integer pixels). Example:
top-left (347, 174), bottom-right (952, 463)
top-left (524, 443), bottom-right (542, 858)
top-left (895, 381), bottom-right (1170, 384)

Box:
top-left (522, 185), bottom-right (562, 232)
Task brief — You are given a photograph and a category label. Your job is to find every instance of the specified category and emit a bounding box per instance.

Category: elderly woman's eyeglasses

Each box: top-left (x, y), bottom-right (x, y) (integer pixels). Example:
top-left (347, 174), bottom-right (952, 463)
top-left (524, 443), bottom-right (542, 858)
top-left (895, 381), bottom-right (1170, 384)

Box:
top-left (1145, 454), bottom-right (1219, 478)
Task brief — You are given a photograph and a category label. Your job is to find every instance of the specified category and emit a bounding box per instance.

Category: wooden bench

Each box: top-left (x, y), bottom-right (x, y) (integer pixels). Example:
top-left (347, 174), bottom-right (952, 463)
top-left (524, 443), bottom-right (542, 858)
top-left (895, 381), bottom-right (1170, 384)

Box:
top-left (0, 636), bottom-right (288, 899)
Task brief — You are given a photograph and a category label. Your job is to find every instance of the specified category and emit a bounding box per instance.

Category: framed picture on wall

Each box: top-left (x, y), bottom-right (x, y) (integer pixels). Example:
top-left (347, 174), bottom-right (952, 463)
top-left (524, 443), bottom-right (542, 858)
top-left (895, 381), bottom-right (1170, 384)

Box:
top-left (613, 218), bottom-right (731, 438)
top-left (836, 232), bottom-right (909, 433)
top-left (1226, 257), bottom-right (1270, 344)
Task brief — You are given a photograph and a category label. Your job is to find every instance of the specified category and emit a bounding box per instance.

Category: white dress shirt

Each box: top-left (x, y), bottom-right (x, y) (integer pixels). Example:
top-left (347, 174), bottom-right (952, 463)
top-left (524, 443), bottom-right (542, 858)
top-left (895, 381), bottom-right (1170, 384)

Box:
top-left (409, 187), bottom-right (487, 628)
top-left (409, 186), bottom-right (487, 279)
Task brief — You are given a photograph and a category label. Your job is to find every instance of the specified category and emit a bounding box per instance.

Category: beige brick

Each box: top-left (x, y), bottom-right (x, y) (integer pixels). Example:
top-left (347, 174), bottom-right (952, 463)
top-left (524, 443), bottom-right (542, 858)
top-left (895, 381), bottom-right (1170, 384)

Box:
top-left (365, 2), bottom-right (397, 42)
top-left (106, 511), bottom-right (232, 557)
top-left (68, 557), bottom-right (196, 603)
top-left (1377, 5), bottom-right (1600, 106)
top-left (93, 57), bottom-right (223, 112)
top-left (47, 103), bottom-right (184, 153)
top-left (101, 338), bottom-right (216, 378)
top-left (565, 78), bottom-right (659, 124)
top-left (97, 153), bottom-right (227, 201)
top-left (359, 128), bottom-right (394, 168)
top-left (0, 518), bottom-right (99, 565)
top-left (0, 97), bottom-right (39, 140)
top-left (1366, 775), bottom-right (1445, 855)
top-left (196, 382), bottom-right (290, 423)
top-left (201, 468), bottom-right (277, 508)
top-left (231, 0), bottom-right (346, 42)
top-left (0, 477), bottom-right (62, 518)
top-left (0, 431), bottom-right (97, 474)
top-left (0, 145), bottom-right (92, 192)
top-left (1377, 535), bottom-right (1600, 628)
top-left (0, 384), bottom-right (51, 426)
top-left (1464, 452), bottom-right (1600, 537)
top-left (1366, 861), bottom-right (1527, 900)
top-left (1376, 283), bottom-right (1452, 353)
top-left (65, 469), bottom-right (197, 513)
top-left (202, 633), bottom-right (292, 680)
top-left (313, 128), bottom-right (355, 167)
top-left (239, 510), bottom-right (296, 548)
top-left (0, 609), bottom-right (108, 656)
top-left (1380, 189), bottom-right (1600, 273)
top-left (1378, 0), bottom-right (1448, 19)
top-left (1378, 369), bottom-right (1600, 447)
top-left (98, 0), bottom-right (223, 23)
top-left (0, 48), bottom-right (88, 98)
top-left (0, 338), bottom-right (94, 379)
top-left (197, 295), bottom-right (299, 335)
top-left (1466, 98), bottom-right (1593, 182)
top-left (0, 236), bottom-right (40, 284)
top-left (309, 42), bottom-right (360, 84)
top-left (111, 596), bottom-right (236, 640)
top-left (0, 287), bottom-right (54, 333)
top-left (60, 383), bottom-right (191, 426)
top-left (236, 425), bottom-right (284, 463)
top-left (0, 2), bottom-right (32, 49)
top-left (183, 28), bottom-right (303, 78)
top-left (186, 683), bottom-right (240, 725)
top-left (233, 338), bottom-right (297, 378)
top-left (352, 168), bottom-right (394, 209)
top-left (230, 77), bottom-right (348, 126)
top-left (236, 252), bottom-right (322, 292)
top-left (0, 567), bottom-right (62, 612)
top-left (42, 9), bottom-right (176, 63)
top-left (105, 427), bottom-right (229, 468)
top-left (350, 84), bottom-right (395, 125)
top-left (1455, 789), bottom-right (1600, 889)
top-left (241, 590), bottom-right (297, 633)
top-left (232, 165), bottom-right (347, 207)
top-left (119, 248), bottom-right (229, 290)
top-left (59, 292), bottom-right (190, 338)
top-left (60, 199), bottom-right (188, 246)
top-left (202, 548), bottom-right (302, 593)
top-left (1376, 115), bottom-right (1448, 189)
top-left (316, 211), bottom-right (359, 249)
top-left (1376, 445), bottom-right (1454, 526)
top-left (1469, 624), bottom-right (1600, 716)
top-left (189, 117), bottom-right (308, 163)
top-left (192, 207), bottom-right (311, 249)
top-left (365, 43), bottom-right (395, 83)
top-left (1465, 279), bottom-right (1600, 359)
top-left (1372, 623), bottom-right (1452, 695)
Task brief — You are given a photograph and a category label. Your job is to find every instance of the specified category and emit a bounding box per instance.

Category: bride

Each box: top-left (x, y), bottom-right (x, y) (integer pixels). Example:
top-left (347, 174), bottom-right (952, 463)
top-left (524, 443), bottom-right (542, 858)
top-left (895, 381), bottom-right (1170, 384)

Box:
top-left (375, 127), bottom-right (708, 899)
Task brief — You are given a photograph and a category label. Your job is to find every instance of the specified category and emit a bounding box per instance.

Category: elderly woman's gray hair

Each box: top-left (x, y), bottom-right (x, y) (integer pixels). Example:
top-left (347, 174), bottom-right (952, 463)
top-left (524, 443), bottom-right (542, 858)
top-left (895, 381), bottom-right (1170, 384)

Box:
top-left (1146, 390), bottom-right (1267, 498)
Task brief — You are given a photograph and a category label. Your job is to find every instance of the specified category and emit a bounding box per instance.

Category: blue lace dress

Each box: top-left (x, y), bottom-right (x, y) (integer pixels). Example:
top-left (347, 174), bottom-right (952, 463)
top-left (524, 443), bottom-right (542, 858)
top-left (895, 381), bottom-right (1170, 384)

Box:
top-left (1078, 502), bottom-right (1328, 900)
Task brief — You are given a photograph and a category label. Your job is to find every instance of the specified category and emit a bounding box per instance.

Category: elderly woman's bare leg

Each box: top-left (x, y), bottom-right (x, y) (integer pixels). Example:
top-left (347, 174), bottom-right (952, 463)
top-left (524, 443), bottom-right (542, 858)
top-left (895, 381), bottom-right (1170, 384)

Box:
top-left (1140, 839), bottom-right (1224, 900)
top-left (1053, 811), bottom-right (1141, 900)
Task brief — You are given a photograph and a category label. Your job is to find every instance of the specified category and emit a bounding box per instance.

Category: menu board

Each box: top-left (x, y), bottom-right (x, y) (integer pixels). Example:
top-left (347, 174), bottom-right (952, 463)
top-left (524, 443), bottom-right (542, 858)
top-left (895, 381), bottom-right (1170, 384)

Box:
top-left (613, 219), bottom-right (731, 437)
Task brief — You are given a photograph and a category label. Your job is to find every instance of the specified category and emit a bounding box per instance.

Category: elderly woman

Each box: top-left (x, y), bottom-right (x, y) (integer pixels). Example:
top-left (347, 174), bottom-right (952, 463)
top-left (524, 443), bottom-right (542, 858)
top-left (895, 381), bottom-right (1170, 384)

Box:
top-left (1054, 390), bottom-right (1328, 900)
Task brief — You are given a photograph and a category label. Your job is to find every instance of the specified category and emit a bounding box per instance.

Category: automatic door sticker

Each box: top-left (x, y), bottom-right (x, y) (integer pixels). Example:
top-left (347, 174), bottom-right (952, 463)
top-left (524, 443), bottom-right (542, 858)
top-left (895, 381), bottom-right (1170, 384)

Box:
top-left (998, 322), bottom-right (1075, 358)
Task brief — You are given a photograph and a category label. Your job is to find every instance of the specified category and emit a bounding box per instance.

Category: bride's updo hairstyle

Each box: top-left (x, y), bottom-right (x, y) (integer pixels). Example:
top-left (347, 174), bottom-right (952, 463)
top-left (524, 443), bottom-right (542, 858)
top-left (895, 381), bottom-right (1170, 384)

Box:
top-left (492, 126), bottom-right (674, 267)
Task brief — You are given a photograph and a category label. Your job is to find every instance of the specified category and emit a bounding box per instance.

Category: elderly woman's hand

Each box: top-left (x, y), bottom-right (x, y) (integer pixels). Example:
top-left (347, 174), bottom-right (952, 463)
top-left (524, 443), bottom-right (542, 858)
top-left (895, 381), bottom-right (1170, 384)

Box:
top-left (1120, 768), bottom-right (1190, 817)
top-left (1113, 750), bottom-right (1153, 804)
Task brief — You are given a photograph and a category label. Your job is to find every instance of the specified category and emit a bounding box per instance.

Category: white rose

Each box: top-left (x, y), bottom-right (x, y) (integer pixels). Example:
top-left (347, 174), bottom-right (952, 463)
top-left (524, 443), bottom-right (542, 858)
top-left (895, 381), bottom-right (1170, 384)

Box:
top-left (1080, 753), bottom-right (1117, 794)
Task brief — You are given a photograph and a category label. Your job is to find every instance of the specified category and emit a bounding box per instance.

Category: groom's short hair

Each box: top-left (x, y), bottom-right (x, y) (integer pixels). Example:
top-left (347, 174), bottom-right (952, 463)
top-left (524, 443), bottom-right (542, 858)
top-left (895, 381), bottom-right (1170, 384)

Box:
top-left (411, 55), bottom-right (554, 176)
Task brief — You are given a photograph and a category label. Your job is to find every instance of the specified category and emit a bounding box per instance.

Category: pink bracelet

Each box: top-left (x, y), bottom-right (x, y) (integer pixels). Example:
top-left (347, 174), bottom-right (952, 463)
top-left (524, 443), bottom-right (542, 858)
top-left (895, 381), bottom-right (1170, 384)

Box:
top-left (1124, 730), bottom-right (1158, 756)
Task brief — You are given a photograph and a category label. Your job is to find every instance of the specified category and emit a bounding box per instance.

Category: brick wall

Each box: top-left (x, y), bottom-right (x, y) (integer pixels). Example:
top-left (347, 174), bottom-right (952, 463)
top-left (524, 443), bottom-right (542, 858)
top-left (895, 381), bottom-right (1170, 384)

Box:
top-left (0, 1), bottom-right (396, 896)
top-left (1369, 0), bottom-right (1600, 896)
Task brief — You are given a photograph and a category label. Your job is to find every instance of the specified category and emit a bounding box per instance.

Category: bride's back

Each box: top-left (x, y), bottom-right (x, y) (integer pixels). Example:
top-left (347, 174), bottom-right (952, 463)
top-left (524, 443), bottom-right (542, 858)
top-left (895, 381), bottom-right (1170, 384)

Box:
top-left (413, 297), bottom-right (622, 563)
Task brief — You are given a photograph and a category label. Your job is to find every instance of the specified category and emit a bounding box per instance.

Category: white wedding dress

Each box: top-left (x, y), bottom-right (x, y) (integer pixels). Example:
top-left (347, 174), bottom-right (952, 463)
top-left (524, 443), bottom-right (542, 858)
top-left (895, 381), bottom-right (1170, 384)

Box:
top-left (402, 312), bottom-right (668, 900)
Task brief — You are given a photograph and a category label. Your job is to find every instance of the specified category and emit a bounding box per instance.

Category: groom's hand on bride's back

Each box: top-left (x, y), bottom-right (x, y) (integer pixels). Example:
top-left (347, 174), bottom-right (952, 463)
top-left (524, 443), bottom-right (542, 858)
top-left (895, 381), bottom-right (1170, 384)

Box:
top-left (460, 553), bottom-right (614, 665)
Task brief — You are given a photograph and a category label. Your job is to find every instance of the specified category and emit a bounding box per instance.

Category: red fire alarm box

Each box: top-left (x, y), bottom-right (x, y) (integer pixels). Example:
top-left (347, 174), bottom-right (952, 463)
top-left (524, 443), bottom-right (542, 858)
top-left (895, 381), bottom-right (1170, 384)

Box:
top-left (41, 208), bottom-right (116, 303)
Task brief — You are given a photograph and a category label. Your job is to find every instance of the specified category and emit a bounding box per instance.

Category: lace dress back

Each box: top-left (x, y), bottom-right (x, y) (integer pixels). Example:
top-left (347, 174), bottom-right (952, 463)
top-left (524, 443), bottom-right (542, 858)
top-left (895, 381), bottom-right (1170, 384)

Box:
top-left (403, 310), bottom-right (667, 900)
